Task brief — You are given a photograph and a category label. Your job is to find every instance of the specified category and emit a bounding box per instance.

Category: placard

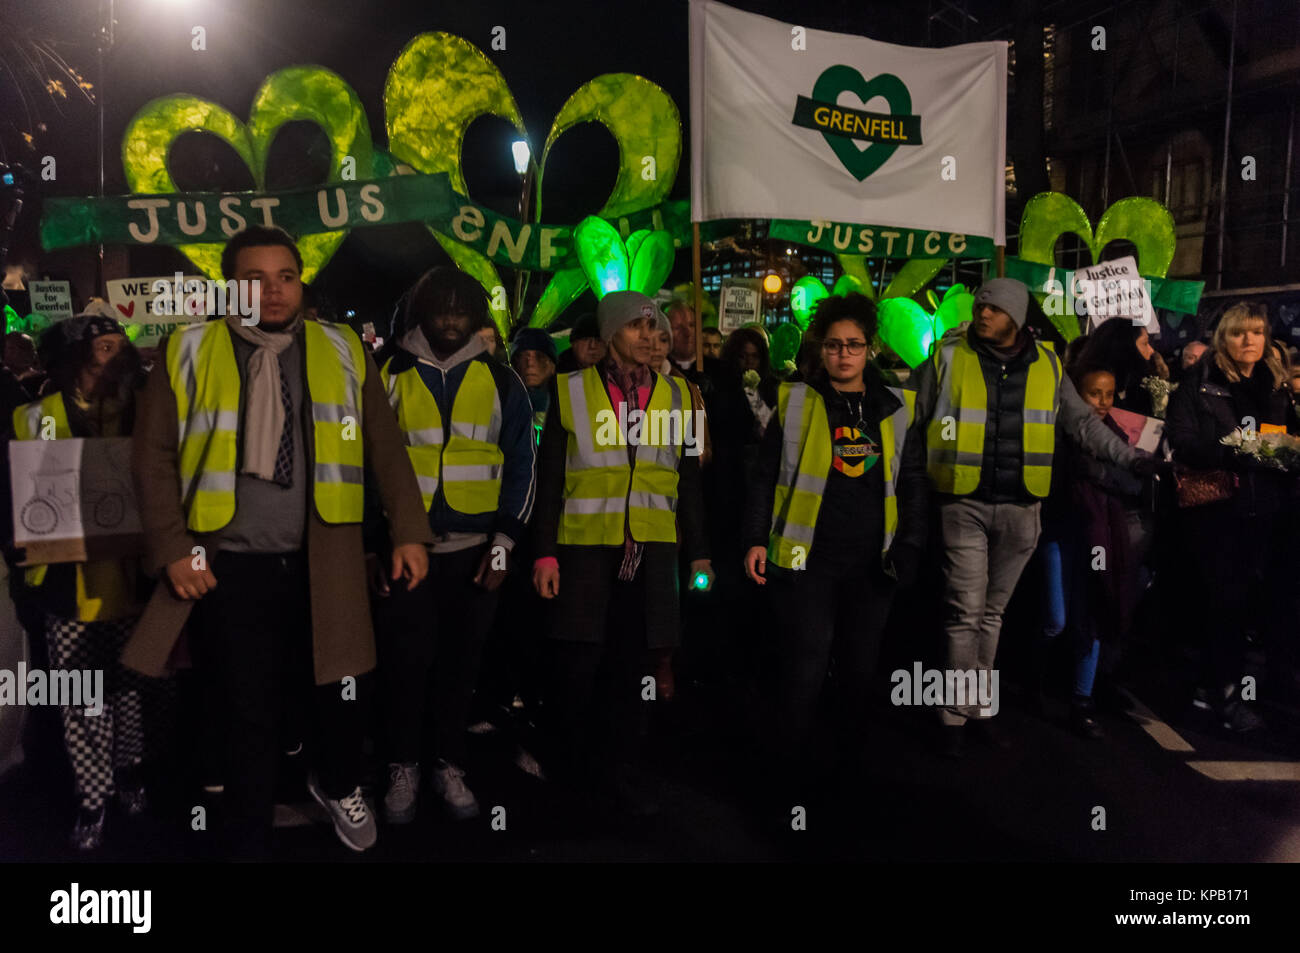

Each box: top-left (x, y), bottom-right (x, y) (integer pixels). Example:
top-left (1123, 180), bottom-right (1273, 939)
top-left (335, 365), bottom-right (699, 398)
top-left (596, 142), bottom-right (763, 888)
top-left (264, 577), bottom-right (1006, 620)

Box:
top-left (9, 437), bottom-right (144, 565)
top-left (28, 280), bottom-right (73, 322)
top-left (719, 278), bottom-right (763, 333)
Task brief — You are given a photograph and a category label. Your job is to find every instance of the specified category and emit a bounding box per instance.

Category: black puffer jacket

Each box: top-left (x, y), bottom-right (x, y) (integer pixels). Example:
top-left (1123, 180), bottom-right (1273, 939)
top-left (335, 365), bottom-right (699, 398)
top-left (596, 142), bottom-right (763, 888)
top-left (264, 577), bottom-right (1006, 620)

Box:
top-left (968, 329), bottom-right (1038, 503)
top-left (1164, 352), bottom-right (1297, 517)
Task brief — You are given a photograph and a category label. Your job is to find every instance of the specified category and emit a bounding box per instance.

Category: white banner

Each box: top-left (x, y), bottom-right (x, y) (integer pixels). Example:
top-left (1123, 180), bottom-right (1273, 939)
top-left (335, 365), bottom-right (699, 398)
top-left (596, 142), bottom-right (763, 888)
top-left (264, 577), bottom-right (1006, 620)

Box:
top-left (689, 0), bottom-right (1007, 243)
top-left (106, 276), bottom-right (205, 349)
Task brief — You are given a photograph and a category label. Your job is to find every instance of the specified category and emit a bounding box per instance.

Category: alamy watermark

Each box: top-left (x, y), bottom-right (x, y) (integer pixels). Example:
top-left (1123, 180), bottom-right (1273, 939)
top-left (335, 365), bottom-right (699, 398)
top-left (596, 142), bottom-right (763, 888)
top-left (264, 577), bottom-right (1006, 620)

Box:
top-left (596, 402), bottom-right (704, 457)
top-left (0, 664), bottom-right (103, 716)
top-left (890, 662), bottom-right (999, 717)
top-left (151, 271), bottom-right (261, 325)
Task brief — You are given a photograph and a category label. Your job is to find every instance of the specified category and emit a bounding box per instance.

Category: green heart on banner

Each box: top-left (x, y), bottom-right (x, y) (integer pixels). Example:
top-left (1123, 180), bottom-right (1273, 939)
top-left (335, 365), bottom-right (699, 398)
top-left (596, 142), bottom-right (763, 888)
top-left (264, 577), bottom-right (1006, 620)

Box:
top-left (811, 67), bottom-right (912, 182)
top-left (384, 32), bottom-right (681, 331)
top-left (121, 66), bottom-right (374, 284)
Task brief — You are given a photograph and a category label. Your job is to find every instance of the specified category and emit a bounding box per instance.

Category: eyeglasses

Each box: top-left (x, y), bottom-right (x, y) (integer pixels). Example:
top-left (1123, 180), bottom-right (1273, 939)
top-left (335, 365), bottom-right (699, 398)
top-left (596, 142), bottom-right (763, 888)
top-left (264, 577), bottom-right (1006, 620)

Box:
top-left (821, 340), bottom-right (868, 356)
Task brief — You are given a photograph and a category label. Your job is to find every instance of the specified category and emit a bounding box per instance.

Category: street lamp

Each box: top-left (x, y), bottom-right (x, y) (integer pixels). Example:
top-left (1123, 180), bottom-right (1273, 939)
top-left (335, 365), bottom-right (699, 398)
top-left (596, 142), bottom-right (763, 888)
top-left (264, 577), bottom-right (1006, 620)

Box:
top-left (511, 139), bottom-right (530, 176)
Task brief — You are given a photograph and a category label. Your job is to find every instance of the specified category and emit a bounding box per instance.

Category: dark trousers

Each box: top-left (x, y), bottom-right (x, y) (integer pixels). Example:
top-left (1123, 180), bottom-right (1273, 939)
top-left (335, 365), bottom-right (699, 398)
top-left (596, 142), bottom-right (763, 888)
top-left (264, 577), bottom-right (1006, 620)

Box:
top-left (767, 554), bottom-right (897, 765)
top-left (189, 551), bottom-right (363, 859)
top-left (374, 543), bottom-right (499, 767)
top-left (543, 568), bottom-right (654, 788)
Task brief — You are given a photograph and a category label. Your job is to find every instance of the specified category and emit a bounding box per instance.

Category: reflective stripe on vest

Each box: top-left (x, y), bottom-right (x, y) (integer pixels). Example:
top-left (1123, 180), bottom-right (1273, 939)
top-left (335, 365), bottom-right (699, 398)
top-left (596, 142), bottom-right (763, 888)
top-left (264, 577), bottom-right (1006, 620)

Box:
top-left (381, 358), bottom-right (504, 514)
top-left (12, 392), bottom-right (71, 441)
top-left (555, 365), bottom-right (684, 546)
top-left (167, 320), bottom-right (366, 532)
top-left (925, 337), bottom-right (1060, 498)
top-left (767, 383), bottom-right (914, 569)
top-left (12, 393), bottom-right (74, 589)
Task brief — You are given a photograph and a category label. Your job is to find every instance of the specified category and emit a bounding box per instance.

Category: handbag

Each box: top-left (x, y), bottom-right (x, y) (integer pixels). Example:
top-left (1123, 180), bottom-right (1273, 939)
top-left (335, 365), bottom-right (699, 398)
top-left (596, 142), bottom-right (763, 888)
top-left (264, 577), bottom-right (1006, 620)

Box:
top-left (1172, 464), bottom-right (1238, 508)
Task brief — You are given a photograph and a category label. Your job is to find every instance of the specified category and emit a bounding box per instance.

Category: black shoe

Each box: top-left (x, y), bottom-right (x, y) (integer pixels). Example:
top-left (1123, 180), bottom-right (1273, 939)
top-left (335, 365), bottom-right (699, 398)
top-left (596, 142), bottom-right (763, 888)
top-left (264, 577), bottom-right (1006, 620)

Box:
top-left (70, 805), bottom-right (106, 851)
top-left (1070, 700), bottom-right (1104, 740)
top-left (940, 724), bottom-right (966, 760)
top-left (967, 717), bottom-right (1012, 749)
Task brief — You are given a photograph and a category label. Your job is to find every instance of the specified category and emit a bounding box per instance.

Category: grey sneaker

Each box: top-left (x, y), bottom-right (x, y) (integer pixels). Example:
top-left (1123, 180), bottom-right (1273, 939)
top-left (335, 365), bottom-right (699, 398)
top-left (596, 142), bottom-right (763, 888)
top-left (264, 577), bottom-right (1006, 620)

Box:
top-left (430, 760), bottom-right (480, 820)
top-left (306, 773), bottom-right (378, 852)
top-left (384, 762), bottom-right (420, 825)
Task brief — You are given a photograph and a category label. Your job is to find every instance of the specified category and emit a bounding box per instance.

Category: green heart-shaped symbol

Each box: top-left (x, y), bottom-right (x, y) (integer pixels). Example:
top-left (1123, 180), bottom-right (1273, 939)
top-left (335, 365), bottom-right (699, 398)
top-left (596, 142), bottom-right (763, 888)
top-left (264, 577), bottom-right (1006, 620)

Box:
top-left (812, 67), bottom-right (911, 182)
top-left (121, 67), bottom-right (374, 283)
top-left (1018, 192), bottom-right (1176, 279)
top-left (385, 33), bottom-right (681, 331)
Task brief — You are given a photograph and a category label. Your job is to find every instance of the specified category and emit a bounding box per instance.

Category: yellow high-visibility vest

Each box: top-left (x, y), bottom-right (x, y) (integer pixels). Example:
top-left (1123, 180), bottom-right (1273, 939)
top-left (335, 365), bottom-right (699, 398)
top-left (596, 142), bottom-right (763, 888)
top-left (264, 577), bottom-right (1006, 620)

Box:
top-left (554, 365), bottom-right (687, 546)
top-left (925, 336), bottom-right (1060, 497)
top-left (166, 319), bottom-right (366, 532)
top-left (381, 357), bottom-right (504, 514)
top-left (767, 383), bottom-right (915, 570)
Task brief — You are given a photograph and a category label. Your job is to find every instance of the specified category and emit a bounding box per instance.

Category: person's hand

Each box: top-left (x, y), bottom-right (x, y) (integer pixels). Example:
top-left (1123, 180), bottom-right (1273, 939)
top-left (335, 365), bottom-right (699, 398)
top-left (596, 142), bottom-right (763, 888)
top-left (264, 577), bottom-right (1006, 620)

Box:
top-left (885, 542), bottom-right (921, 587)
top-left (473, 544), bottom-right (509, 591)
top-left (688, 558), bottom-right (715, 592)
top-left (390, 543), bottom-right (428, 591)
top-left (366, 552), bottom-right (390, 597)
top-left (533, 560), bottom-right (560, 599)
top-left (743, 545), bottom-right (767, 586)
top-left (1132, 452), bottom-right (1171, 478)
top-left (165, 554), bottom-right (217, 600)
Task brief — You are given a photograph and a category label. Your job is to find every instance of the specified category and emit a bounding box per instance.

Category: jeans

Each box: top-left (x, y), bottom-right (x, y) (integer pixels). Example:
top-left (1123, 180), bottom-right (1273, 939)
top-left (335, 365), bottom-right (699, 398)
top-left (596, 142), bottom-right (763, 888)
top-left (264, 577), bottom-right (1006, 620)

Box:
top-left (939, 498), bottom-right (1042, 725)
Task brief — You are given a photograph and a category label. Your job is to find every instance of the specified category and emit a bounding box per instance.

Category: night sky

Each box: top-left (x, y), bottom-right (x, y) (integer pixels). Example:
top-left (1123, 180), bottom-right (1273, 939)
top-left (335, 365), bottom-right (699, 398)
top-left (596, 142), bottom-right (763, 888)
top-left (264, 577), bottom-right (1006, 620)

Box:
top-left (1, 0), bottom-right (982, 325)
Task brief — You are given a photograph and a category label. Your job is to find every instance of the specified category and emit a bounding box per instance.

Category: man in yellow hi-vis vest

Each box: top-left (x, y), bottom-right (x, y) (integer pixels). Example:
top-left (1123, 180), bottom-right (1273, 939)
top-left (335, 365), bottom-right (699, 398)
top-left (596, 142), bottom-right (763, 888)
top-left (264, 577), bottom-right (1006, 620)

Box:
top-left (912, 278), bottom-right (1156, 757)
top-left (125, 226), bottom-right (432, 858)
top-left (365, 266), bottom-right (536, 827)
top-left (531, 291), bottom-right (711, 817)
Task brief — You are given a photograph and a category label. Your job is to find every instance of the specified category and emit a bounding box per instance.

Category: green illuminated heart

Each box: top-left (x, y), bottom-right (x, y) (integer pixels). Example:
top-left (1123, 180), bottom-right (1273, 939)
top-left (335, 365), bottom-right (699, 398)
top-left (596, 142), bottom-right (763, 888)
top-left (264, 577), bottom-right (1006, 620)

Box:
top-left (812, 67), bottom-right (911, 182)
top-left (1018, 192), bottom-right (1176, 340)
top-left (121, 66), bottom-right (373, 283)
top-left (385, 33), bottom-right (682, 331)
top-left (1019, 192), bottom-right (1176, 278)
top-left (877, 297), bottom-right (935, 368)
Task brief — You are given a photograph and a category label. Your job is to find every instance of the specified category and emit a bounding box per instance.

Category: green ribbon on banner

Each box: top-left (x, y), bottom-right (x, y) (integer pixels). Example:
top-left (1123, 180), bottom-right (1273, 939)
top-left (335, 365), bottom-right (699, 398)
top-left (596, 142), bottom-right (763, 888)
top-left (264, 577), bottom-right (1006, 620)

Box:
top-left (41, 173), bottom-right (694, 274)
top-left (1003, 256), bottom-right (1204, 316)
top-left (769, 218), bottom-right (995, 260)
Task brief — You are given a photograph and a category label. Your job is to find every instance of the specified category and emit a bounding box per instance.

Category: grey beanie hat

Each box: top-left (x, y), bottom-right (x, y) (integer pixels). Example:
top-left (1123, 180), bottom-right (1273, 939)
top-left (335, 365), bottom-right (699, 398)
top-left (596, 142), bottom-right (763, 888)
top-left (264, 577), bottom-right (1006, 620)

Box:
top-left (597, 290), bottom-right (663, 343)
top-left (973, 278), bottom-right (1030, 328)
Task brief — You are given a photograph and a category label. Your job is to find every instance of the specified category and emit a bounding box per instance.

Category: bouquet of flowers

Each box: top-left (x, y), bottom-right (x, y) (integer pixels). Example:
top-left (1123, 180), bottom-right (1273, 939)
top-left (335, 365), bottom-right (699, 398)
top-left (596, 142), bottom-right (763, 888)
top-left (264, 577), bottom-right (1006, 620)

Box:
top-left (1220, 427), bottom-right (1300, 471)
top-left (1141, 376), bottom-right (1176, 418)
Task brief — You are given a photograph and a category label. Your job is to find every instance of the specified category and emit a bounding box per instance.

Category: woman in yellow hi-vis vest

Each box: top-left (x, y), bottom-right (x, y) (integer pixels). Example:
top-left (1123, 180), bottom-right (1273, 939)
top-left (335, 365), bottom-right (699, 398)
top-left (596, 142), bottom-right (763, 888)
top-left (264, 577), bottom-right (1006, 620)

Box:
top-left (7, 312), bottom-right (163, 851)
top-left (743, 294), bottom-right (927, 794)
top-left (531, 291), bottom-right (711, 818)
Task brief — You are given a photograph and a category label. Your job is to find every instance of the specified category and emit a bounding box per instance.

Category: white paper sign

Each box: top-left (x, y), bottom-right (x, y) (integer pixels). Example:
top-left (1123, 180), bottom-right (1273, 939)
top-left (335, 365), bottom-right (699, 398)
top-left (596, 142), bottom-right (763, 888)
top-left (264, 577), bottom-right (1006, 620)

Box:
top-left (719, 278), bottom-right (763, 332)
top-left (9, 438), bottom-right (141, 546)
top-left (106, 276), bottom-right (205, 348)
top-left (1074, 256), bottom-right (1158, 334)
top-left (29, 281), bottom-right (73, 321)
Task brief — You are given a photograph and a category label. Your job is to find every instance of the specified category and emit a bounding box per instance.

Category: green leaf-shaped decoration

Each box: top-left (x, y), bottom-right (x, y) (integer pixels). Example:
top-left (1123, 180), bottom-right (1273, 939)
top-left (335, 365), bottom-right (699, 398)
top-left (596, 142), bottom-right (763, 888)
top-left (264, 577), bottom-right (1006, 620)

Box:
top-left (1019, 192), bottom-right (1176, 278)
top-left (385, 32), bottom-right (525, 194)
top-left (627, 230), bottom-right (674, 297)
top-left (574, 216), bottom-right (629, 299)
top-left (539, 74), bottom-right (680, 219)
top-left (121, 66), bottom-right (373, 282)
top-left (529, 268), bottom-right (590, 329)
top-left (530, 73), bottom-right (682, 325)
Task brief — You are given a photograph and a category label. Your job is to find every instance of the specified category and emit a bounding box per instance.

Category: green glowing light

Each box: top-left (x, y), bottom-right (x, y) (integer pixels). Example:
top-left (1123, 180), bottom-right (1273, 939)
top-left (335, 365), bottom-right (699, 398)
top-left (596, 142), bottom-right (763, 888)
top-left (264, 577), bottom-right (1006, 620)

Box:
top-left (790, 276), bottom-right (829, 329)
